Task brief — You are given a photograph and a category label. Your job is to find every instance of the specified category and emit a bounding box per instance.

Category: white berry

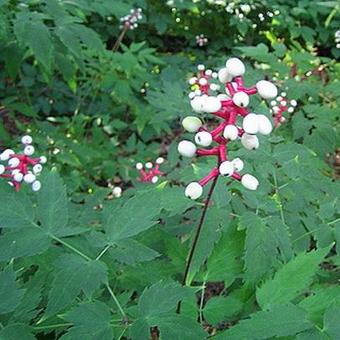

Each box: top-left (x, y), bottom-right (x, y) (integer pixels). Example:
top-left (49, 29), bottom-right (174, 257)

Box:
top-left (256, 80), bottom-right (278, 99)
top-left (195, 131), bottom-right (212, 147)
top-left (182, 116), bottom-right (202, 133)
top-left (0, 149), bottom-right (14, 161)
top-left (8, 157), bottom-right (20, 168)
top-left (290, 100), bottom-right (297, 107)
top-left (185, 182), bottom-right (203, 200)
top-left (257, 114), bottom-right (273, 135)
top-left (223, 125), bottom-right (239, 140)
top-left (203, 96), bottom-right (222, 113)
top-left (0, 164), bottom-right (5, 175)
top-left (232, 92), bottom-right (249, 108)
top-left (145, 162), bottom-right (153, 169)
top-left (156, 157), bottom-right (164, 165)
top-left (219, 161), bottom-right (234, 176)
top-left (21, 135), bottom-right (33, 145)
top-left (151, 176), bottom-right (159, 184)
top-left (189, 77), bottom-right (197, 85)
top-left (199, 78), bottom-right (208, 86)
top-left (39, 156), bottom-right (47, 164)
top-left (136, 162), bottom-right (143, 170)
top-left (33, 164), bottom-right (43, 174)
top-left (218, 67), bottom-right (232, 83)
top-left (241, 133), bottom-right (259, 150)
top-left (32, 180), bottom-right (42, 192)
top-left (112, 186), bottom-right (122, 197)
top-left (178, 140), bottom-right (197, 157)
top-left (225, 58), bottom-right (245, 77)
top-left (190, 96), bottom-right (206, 113)
top-left (232, 158), bottom-right (244, 172)
top-left (241, 174), bottom-right (259, 190)
top-left (13, 172), bottom-right (23, 182)
top-left (24, 173), bottom-right (36, 184)
top-left (24, 145), bottom-right (35, 156)
top-left (243, 113), bottom-right (259, 134)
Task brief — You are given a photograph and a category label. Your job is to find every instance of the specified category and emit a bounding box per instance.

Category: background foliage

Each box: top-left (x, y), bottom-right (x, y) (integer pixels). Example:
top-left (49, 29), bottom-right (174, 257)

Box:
top-left (0, 0), bottom-right (339, 339)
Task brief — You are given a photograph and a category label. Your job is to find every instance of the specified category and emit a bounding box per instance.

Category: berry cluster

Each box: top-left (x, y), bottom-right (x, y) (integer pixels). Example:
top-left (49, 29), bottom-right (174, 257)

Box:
top-left (178, 58), bottom-right (278, 200)
top-left (270, 93), bottom-right (297, 127)
top-left (120, 8), bottom-right (142, 30)
top-left (335, 30), bottom-right (340, 49)
top-left (0, 136), bottom-right (46, 192)
top-left (136, 157), bottom-right (165, 184)
top-left (196, 34), bottom-right (208, 47)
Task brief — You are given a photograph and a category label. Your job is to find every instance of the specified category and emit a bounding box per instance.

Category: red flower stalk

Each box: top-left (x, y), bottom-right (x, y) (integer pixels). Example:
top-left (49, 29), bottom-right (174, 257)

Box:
top-left (136, 157), bottom-right (165, 184)
top-left (0, 136), bottom-right (46, 192)
top-left (270, 92), bottom-right (297, 127)
top-left (178, 59), bottom-right (278, 199)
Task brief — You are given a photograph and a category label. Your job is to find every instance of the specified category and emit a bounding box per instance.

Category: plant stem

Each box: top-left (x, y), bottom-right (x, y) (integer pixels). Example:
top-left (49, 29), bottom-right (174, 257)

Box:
top-left (95, 244), bottom-right (111, 261)
top-left (106, 284), bottom-right (128, 322)
top-left (199, 281), bottom-right (206, 324)
top-left (113, 27), bottom-right (128, 52)
top-left (176, 176), bottom-right (218, 314)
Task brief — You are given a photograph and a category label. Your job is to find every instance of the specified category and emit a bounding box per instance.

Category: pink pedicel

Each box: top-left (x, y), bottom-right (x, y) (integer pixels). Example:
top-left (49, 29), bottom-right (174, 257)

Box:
top-left (0, 136), bottom-right (46, 192)
top-left (270, 92), bottom-right (297, 127)
top-left (180, 59), bottom-right (278, 199)
top-left (136, 157), bottom-right (165, 184)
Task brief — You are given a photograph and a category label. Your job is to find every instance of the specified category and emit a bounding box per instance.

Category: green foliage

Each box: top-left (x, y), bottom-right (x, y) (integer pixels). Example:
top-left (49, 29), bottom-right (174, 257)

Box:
top-left (0, 0), bottom-right (339, 339)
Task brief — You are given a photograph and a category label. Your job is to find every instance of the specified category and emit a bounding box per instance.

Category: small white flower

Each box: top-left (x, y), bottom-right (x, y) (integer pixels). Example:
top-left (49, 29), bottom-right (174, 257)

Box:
top-left (178, 140), bottom-right (197, 157)
top-left (219, 161), bottom-right (234, 176)
top-left (24, 145), bottom-right (35, 156)
top-left (32, 180), bottom-right (42, 192)
top-left (21, 135), bottom-right (33, 145)
top-left (243, 113), bottom-right (259, 134)
top-left (185, 182), bottom-right (203, 200)
top-left (195, 131), bottom-right (213, 147)
top-left (223, 125), bottom-right (239, 140)
top-left (182, 116), bottom-right (203, 133)
top-left (232, 92), bottom-right (249, 108)
top-left (156, 157), bottom-right (164, 164)
top-left (241, 133), bottom-right (259, 150)
top-left (225, 58), bottom-right (245, 77)
top-left (241, 174), bottom-right (259, 190)
top-left (136, 162), bottom-right (143, 170)
top-left (24, 173), bottom-right (36, 184)
top-left (256, 80), bottom-right (278, 99)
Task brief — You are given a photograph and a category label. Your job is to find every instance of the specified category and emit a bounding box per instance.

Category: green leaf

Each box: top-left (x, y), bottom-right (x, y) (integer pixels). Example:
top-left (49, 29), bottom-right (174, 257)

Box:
top-left (138, 281), bottom-right (193, 318)
top-left (204, 296), bottom-right (243, 325)
top-left (0, 187), bottom-right (34, 229)
top-left (0, 324), bottom-right (35, 340)
top-left (0, 269), bottom-right (25, 315)
top-left (45, 254), bottom-right (107, 317)
top-left (0, 227), bottom-right (50, 261)
top-left (206, 225), bottom-right (244, 284)
top-left (25, 21), bottom-right (53, 70)
top-left (256, 246), bottom-right (331, 309)
top-left (104, 192), bottom-right (161, 242)
top-left (37, 171), bottom-right (69, 234)
top-left (242, 212), bottom-right (278, 284)
top-left (60, 302), bottom-right (113, 340)
top-left (299, 286), bottom-right (340, 325)
top-left (323, 305), bottom-right (340, 339)
top-left (215, 304), bottom-right (312, 339)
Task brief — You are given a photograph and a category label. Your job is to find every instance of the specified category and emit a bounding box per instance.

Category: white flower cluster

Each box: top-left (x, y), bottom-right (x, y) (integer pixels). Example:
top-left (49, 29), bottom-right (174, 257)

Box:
top-left (196, 34), bottom-right (208, 47)
top-left (136, 157), bottom-right (164, 183)
top-left (178, 57), bottom-right (278, 199)
top-left (270, 93), bottom-right (297, 115)
top-left (0, 136), bottom-right (46, 191)
top-left (120, 8), bottom-right (142, 30)
top-left (335, 30), bottom-right (340, 49)
top-left (188, 65), bottom-right (219, 98)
